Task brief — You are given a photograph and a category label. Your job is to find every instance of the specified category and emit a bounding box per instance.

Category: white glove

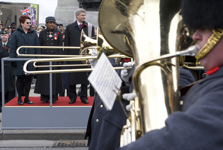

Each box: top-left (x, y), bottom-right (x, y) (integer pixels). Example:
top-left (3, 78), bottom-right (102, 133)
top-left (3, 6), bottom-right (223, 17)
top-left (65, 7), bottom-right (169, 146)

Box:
top-left (122, 93), bottom-right (137, 111)
top-left (89, 50), bottom-right (97, 68)
top-left (121, 62), bottom-right (132, 86)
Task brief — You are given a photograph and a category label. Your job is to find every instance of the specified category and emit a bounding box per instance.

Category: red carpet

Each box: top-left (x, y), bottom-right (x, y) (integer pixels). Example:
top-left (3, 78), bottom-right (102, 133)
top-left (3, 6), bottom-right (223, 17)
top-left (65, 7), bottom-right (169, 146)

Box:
top-left (5, 97), bottom-right (94, 107)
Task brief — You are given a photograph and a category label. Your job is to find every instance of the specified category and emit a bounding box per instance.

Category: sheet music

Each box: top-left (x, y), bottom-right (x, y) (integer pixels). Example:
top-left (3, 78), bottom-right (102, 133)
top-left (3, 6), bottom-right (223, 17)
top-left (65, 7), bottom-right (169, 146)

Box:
top-left (88, 53), bottom-right (122, 110)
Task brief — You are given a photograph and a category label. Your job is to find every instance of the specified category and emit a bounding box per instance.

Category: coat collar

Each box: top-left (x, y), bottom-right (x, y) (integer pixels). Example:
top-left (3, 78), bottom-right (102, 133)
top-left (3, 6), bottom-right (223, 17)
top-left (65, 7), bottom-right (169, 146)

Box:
top-left (74, 20), bottom-right (88, 27)
top-left (17, 26), bottom-right (35, 33)
top-left (46, 28), bottom-right (56, 32)
top-left (199, 65), bottom-right (223, 85)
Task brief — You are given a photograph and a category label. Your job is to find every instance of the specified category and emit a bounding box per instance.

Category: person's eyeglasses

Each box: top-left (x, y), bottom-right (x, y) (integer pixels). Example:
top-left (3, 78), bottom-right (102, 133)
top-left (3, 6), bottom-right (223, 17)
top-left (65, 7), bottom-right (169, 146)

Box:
top-left (26, 22), bottom-right (31, 24)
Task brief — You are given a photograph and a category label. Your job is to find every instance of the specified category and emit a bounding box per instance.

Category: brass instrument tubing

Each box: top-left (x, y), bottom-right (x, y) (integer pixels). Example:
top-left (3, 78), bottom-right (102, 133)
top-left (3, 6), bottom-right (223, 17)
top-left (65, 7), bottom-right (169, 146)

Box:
top-left (33, 63), bottom-right (91, 68)
top-left (24, 66), bottom-right (132, 75)
top-left (16, 46), bottom-right (80, 57)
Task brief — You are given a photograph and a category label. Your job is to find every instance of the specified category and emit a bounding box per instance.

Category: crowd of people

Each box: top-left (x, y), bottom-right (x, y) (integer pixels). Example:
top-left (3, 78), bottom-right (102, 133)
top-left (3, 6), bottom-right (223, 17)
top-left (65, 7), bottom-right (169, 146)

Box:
top-left (0, 8), bottom-right (95, 110)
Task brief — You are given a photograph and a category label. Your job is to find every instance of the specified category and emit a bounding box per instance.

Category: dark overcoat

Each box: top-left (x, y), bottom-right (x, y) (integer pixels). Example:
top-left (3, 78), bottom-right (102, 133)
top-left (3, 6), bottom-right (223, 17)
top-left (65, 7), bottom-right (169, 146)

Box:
top-left (179, 67), bottom-right (196, 88)
top-left (34, 29), bottom-right (63, 96)
top-left (64, 21), bottom-right (95, 85)
top-left (9, 27), bottom-right (40, 75)
top-left (0, 41), bottom-right (15, 92)
top-left (85, 58), bottom-right (130, 150)
top-left (120, 66), bottom-right (223, 150)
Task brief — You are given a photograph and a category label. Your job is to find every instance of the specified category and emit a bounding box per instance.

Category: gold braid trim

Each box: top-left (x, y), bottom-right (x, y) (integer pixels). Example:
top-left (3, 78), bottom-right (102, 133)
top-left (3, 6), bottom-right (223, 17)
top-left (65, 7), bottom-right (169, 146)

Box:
top-left (195, 29), bottom-right (223, 60)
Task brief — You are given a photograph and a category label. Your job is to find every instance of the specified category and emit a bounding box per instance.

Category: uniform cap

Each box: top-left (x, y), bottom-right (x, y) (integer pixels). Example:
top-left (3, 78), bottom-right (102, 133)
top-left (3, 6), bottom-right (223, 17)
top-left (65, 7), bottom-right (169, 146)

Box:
top-left (1, 30), bottom-right (9, 34)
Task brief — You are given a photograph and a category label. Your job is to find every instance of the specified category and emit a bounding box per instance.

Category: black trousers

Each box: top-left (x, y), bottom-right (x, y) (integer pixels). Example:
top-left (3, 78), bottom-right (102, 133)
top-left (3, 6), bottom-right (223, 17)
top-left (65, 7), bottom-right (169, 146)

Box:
top-left (89, 84), bottom-right (95, 96)
top-left (16, 75), bottom-right (32, 99)
top-left (0, 91), bottom-right (15, 111)
top-left (69, 84), bottom-right (87, 101)
top-left (41, 94), bottom-right (58, 102)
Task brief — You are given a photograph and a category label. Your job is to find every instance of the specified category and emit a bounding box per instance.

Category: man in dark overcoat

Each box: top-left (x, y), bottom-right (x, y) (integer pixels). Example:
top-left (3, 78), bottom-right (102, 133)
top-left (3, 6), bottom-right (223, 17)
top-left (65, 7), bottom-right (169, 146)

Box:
top-left (34, 16), bottom-right (63, 103)
top-left (0, 30), bottom-right (15, 112)
top-left (64, 8), bottom-right (95, 104)
top-left (119, 0), bottom-right (223, 150)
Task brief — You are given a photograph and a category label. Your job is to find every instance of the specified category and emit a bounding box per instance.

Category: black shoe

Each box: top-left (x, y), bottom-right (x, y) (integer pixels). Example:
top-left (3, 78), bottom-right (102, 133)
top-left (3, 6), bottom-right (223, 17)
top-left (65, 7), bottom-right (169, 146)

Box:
top-left (24, 98), bottom-right (33, 104)
top-left (69, 100), bottom-right (76, 104)
top-left (53, 101), bottom-right (56, 104)
top-left (18, 98), bottom-right (23, 105)
top-left (81, 99), bottom-right (89, 104)
top-left (44, 101), bottom-right (49, 103)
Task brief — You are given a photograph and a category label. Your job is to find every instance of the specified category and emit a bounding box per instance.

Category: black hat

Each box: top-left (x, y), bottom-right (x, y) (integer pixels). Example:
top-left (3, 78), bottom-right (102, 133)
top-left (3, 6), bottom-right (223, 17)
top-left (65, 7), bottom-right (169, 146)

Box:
top-left (59, 24), bottom-right (63, 26)
top-left (182, 0), bottom-right (223, 29)
top-left (0, 21), bottom-right (3, 25)
top-left (11, 22), bottom-right (16, 25)
top-left (45, 16), bottom-right (56, 23)
top-left (1, 30), bottom-right (9, 34)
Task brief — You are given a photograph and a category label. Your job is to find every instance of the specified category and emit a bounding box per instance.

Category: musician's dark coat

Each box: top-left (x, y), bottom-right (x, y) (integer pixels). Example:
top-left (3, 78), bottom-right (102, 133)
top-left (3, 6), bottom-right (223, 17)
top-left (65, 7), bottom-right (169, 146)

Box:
top-left (9, 27), bottom-right (40, 75)
top-left (64, 21), bottom-right (95, 85)
top-left (34, 29), bottom-right (63, 96)
top-left (0, 41), bottom-right (15, 92)
top-left (179, 67), bottom-right (196, 88)
top-left (85, 58), bottom-right (130, 150)
top-left (120, 66), bottom-right (223, 150)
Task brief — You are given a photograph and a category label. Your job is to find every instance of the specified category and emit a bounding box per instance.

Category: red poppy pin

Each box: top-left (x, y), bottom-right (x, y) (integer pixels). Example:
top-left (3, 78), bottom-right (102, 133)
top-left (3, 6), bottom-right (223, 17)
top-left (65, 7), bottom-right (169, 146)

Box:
top-left (85, 23), bottom-right (87, 26)
top-left (57, 32), bottom-right (60, 35)
top-left (124, 58), bottom-right (130, 62)
top-left (4, 47), bottom-right (7, 50)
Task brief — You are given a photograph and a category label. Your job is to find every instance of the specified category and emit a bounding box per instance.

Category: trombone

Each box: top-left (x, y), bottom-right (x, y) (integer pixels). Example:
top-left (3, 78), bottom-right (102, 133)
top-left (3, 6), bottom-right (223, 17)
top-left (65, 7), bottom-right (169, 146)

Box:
top-left (23, 54), bottom-right (131, 75)
top-left (21, 28), bottom-right (132, 74)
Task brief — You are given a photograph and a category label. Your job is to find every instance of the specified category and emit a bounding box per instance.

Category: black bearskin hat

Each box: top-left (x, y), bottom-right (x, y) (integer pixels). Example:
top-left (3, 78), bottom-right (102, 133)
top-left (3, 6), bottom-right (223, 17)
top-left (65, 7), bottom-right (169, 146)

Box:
top-left (181, 0), bottom-right (223, 29)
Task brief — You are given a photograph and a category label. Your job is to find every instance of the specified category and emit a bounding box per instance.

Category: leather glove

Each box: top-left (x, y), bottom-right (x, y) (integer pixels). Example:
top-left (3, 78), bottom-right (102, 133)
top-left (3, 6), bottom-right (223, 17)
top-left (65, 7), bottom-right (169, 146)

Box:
top-left (122, 93), bottom-right (137, 111)
top-left (121, 62), bottom-right (132, 86)
top-left (89, 50), bottom-right (97, 68)
top-left (10, 62), bottom-right (17, 68)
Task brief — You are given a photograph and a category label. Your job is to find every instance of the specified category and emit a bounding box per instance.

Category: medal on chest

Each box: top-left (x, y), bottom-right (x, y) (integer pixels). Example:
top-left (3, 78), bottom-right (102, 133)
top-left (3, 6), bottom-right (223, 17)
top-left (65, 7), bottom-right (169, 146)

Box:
top-left (49, 32), bottom-right (53, 38)
top-left (54, 32), bottom-right (58, 40)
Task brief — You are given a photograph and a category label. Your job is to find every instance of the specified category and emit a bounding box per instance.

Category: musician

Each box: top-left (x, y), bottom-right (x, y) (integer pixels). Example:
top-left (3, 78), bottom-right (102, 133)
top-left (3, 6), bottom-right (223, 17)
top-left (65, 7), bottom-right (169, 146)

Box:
top-left (85, 58), bottom-right (130, 150)
top-left (64, 8), bottom-right (95, 104)
top-left (119, 0), bottom-right (223, 149)
top-left (34, 16), bottom-right (63, 103)
top-left (9, 15), bottom-right (40, 105)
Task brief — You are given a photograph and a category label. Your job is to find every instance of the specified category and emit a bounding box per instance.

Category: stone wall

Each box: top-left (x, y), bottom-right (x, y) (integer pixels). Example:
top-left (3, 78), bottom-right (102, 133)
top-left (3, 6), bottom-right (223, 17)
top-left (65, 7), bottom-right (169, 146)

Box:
top-left (55, 0), bottom-right (98, 27)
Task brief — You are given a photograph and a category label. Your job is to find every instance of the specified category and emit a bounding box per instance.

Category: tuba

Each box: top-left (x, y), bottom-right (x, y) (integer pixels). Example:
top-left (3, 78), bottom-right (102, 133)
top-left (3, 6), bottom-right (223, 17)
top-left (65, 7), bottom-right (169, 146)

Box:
top-left (98, 0), bottom-right (189, 146)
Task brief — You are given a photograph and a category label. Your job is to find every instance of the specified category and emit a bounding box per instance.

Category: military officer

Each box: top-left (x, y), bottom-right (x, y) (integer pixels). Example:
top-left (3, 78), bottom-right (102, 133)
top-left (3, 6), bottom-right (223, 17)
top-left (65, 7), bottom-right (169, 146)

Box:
top-left (85, 58), bottom-right (130, 150)
top-left (0, 30), bottom-right (15, 112)
top-left (119, 0), bottom-right (223, 149)
top-left (34, 16), bottom-right (63, 103)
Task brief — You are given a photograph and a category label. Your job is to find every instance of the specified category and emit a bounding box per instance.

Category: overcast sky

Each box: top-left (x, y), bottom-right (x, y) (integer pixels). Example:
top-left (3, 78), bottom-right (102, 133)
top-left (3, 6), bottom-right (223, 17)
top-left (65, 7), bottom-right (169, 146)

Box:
top-left (2, 0), bottom-right (57, 23)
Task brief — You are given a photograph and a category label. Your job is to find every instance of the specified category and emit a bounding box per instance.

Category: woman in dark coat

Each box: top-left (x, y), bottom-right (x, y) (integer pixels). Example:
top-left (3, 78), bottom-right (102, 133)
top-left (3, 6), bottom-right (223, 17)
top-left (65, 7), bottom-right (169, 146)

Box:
top-left (34, 16), bottom-right (63, 103)
top-left (9, 15), bottom-right (40, 105)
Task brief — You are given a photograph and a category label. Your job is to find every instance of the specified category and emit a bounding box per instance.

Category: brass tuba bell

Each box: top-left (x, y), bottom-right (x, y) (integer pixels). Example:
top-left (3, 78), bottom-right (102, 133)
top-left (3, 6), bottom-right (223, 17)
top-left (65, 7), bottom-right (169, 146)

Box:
top-left (98, 0), bottom-right (184, 146)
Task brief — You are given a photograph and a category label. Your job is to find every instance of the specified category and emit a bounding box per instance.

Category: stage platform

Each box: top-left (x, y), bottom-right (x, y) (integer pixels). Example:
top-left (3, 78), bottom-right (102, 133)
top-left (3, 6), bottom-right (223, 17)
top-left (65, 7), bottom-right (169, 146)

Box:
top-left (5, 97), bottom-right (94, 107)
top-left (2, 97), bottom-right (94, 130)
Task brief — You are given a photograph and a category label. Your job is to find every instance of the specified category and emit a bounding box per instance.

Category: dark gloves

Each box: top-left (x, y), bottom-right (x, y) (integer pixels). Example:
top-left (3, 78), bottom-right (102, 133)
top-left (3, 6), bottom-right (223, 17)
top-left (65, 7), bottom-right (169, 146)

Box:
top-left (10, 62), bottom-right (17, 68)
